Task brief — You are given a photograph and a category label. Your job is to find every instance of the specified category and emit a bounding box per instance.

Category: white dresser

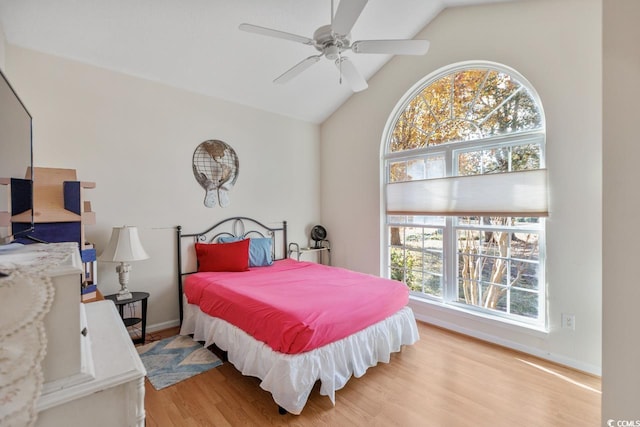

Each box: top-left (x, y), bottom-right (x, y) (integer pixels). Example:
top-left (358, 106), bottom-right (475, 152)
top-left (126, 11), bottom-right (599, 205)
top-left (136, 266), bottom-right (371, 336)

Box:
top-left (0, 243), bottom-right (146, 427)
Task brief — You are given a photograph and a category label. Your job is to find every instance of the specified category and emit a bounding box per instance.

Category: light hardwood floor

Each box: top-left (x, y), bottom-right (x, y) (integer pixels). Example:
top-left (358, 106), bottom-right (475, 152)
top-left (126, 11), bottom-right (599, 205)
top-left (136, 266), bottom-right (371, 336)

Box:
top-left (143, 322), bottom-right (600, 426)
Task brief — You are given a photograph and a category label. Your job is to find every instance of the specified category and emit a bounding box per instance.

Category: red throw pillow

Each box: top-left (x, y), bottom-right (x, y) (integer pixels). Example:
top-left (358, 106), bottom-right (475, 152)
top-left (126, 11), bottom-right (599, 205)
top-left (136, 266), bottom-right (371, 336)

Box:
top-left (195, 239), bottom-right (250, 272)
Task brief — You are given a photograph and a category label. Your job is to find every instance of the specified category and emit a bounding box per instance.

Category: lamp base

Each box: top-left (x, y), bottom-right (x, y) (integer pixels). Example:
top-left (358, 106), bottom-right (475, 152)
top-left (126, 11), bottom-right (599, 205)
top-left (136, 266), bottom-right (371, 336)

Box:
top-left (115, 263), bottom-right (133, 300)
top-left (116, 290), bottom-right (133, 301)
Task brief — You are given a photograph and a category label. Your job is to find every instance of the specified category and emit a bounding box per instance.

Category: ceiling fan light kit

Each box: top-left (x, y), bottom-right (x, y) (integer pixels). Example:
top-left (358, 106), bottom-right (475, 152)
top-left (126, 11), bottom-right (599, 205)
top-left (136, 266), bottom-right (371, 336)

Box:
top-left (335, 56), bottom-right (368, 92)
top-left (239, 0), bottom-right (430, 92)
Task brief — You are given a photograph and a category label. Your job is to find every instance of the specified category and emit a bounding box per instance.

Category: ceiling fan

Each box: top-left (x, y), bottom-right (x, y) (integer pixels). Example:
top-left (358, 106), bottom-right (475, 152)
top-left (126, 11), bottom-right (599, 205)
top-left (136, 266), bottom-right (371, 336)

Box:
top-left (239, 0), bottom-right (430, 92)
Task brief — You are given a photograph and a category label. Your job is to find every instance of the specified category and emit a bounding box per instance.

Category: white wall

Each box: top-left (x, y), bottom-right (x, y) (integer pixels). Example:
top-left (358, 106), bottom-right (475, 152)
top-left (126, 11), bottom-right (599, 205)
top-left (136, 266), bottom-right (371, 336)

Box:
top-left (5, 46), bottom-right (321, 330)
top-left (321, 0), bottom-right (602, 374)
top-left (0, 22), bottom-right (5, 70)
top-left (602, 0), bottom-right (640, 421)
top-left (0, 24), bottom-right (7, 70)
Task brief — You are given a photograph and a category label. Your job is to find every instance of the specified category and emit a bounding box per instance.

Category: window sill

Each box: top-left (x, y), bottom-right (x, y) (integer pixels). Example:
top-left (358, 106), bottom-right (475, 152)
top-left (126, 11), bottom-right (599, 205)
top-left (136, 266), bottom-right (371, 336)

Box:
top-left (409, 294), bottom-right (549, 338)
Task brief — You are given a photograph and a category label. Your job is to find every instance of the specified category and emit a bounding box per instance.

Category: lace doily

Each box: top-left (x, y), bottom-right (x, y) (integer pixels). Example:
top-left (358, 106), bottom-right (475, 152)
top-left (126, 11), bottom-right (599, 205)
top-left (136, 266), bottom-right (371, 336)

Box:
top-left (0, 243), bottom-right (78, 427)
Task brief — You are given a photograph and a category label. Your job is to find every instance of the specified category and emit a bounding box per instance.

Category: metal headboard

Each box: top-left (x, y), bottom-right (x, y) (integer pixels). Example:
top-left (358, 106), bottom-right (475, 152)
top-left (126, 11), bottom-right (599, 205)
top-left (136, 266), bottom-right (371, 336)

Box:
top-left (176, 217), bottom-right (287, 323)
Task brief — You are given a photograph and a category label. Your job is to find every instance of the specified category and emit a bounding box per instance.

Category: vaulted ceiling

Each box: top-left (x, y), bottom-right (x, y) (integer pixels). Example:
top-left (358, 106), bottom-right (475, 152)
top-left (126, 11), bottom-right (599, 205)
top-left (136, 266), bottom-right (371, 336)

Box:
top-left (0, 0), bottom-right (514, 123)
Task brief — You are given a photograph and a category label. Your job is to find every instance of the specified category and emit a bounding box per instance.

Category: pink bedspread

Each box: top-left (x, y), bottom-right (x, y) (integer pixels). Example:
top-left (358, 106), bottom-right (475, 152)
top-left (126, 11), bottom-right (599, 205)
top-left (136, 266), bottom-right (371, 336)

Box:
top-left (184, 259), bottom-right (409, 354)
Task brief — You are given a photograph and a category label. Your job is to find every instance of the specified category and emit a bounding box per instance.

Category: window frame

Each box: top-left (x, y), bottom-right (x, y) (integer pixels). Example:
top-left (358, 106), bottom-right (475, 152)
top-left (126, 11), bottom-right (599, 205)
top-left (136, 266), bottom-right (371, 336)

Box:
top-left (381, 61), bottom-right (547, 329)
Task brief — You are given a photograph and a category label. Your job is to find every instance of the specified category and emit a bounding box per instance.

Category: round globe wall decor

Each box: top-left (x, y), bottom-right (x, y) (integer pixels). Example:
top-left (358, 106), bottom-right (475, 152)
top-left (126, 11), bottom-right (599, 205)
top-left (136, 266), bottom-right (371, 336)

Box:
top-left (192, 140), bottom-right (239, 208)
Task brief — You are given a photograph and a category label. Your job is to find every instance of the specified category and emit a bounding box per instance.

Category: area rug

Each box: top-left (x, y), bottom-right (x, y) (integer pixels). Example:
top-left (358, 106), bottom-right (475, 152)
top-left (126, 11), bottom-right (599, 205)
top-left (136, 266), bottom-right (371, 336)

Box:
top-left (136, 335), bottom-right (222, 390)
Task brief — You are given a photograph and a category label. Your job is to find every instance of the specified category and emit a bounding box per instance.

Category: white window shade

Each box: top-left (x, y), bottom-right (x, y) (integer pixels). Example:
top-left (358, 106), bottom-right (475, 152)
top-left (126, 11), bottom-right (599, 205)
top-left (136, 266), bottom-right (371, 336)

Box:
top-left (386, 169), bottom-right (548, 217)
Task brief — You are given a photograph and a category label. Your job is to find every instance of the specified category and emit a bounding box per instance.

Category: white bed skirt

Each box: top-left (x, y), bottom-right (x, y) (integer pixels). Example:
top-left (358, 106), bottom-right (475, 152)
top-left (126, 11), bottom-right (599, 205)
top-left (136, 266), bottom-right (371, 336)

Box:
top-left (180, 300), bottom-right (420, 415)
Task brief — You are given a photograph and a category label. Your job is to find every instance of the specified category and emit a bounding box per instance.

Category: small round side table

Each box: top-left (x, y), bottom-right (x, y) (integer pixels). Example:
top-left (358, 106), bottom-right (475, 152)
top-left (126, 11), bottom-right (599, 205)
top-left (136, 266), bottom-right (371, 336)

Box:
top-left (105, 291), bottom-right (150, 344)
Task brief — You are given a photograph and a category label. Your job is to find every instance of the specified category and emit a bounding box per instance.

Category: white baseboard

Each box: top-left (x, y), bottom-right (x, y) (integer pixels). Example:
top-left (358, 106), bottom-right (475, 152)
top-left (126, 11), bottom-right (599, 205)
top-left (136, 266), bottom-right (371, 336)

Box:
top-left (146, 319), bottom-right (180, 334)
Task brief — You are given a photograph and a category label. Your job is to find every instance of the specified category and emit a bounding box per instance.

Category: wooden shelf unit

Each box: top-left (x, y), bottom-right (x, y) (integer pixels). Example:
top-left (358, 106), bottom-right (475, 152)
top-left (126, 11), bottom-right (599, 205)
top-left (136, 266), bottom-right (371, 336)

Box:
top-left (2, 167), bottom-right (95, 245)
top-left (2, 167), bottom-right (98, 290)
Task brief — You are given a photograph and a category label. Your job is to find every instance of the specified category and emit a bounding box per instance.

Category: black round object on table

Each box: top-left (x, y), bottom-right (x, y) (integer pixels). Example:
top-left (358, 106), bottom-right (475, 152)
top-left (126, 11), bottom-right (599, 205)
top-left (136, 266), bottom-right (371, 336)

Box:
top-left (310, 225), bottom-right (327, 249)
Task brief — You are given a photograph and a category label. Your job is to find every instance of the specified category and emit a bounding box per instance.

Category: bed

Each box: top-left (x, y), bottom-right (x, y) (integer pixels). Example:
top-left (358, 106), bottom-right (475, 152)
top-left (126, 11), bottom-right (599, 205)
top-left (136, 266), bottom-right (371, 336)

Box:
top-left (176, 217), bottom-right (419, 415)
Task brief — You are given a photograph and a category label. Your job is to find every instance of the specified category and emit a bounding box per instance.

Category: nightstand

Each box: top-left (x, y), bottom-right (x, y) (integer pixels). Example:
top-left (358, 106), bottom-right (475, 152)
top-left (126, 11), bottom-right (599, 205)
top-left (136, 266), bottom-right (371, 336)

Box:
top-left (288, 241), bottom-right (331, 265)
top-left (105, 291), bottom-right (149, 344)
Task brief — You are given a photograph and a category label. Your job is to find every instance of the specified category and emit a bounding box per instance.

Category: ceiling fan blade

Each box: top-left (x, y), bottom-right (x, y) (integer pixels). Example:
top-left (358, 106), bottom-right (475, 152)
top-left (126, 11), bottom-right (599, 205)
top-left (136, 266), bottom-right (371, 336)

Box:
top-left (331, 0), bottom-right (368, 36)
top-left (274, 55), bottom-right (322, 84)
top-left (351, 39), bottom-right (430, 55)
top-left (239, 23), bottom-right (314, 45)
top-left (335, 57), bottom-right (368, 92)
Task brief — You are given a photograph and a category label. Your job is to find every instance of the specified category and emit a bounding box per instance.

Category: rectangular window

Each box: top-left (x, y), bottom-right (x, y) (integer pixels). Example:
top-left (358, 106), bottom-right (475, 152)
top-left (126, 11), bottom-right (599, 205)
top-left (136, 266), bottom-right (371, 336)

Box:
top-left (388, 217), bottom-right (444, 298)
top-left (388, 154), bottom-right (445, 183)
top-left (454, 217), bottom-right (541, 321)
top-left (384, 139), bottom-right (545, 328)
top-left (456, 142), bottom-right (542, 176)
top-left (388, 214), bottom-right (544, 325)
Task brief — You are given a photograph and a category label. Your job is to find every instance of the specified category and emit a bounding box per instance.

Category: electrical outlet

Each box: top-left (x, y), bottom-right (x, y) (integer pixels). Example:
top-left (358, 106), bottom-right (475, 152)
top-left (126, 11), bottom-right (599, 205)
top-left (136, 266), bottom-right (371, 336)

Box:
top-left (561, 313), bottom-right (575, 330)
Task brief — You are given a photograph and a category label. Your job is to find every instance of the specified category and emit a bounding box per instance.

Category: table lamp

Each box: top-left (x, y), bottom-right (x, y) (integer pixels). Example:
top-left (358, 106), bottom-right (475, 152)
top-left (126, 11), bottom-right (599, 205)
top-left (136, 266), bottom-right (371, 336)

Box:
top-left (99, 226), bottom-right (149, 300)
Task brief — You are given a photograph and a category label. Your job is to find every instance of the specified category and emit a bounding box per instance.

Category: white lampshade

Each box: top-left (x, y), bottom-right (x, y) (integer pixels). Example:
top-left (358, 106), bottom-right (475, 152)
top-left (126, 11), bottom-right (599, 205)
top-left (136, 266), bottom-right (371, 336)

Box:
top-left (99, 226), bottom-right (149, 262)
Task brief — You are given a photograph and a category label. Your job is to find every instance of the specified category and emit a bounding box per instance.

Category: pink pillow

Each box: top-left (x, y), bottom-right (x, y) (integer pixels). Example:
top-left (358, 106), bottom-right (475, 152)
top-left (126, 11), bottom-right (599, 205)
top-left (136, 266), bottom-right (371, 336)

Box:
top-left (195, 239), bottom-right (250, 272)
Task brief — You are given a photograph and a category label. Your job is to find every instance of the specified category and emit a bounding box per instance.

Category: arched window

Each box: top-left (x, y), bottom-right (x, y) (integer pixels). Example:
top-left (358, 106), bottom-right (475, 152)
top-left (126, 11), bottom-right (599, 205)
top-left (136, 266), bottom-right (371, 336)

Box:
top-left (382, 62), bottom-right (546, 326)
